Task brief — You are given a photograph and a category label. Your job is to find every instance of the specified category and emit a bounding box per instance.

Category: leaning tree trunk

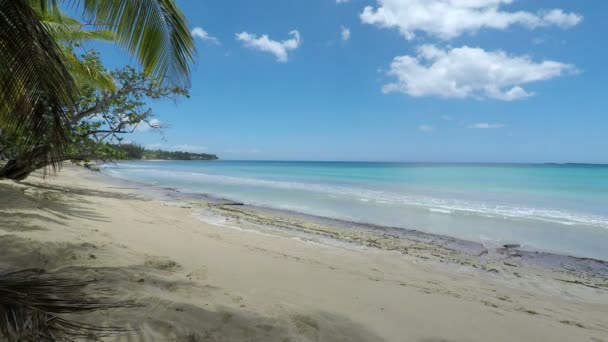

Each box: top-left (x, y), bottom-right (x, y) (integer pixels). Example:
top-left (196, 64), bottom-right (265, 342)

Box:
top-left (0, 147), bottom-right (60, 181)
top-left (0, 158), bottom-right (42, 180)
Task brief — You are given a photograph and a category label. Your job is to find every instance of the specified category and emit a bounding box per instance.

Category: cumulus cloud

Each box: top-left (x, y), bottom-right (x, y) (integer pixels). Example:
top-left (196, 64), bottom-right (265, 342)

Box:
top-left (418, 124), bottom-right (434, 133)
top-left (135, 118), bottom-right (163, 132)
top-left (191, 26), bottom-right (219, 44)
top-left (383, 45), bottom-right (577, 101)
top-left (360, 0), bottom-right (582, 40)
top-left (341, 26), bottom-right (351, 41)
top-left (236, 30), bottom-right (301, 62)
top-left (468, 123), bottom-right (506, 129)
top-left (145, 143), bottom-right (208, 152)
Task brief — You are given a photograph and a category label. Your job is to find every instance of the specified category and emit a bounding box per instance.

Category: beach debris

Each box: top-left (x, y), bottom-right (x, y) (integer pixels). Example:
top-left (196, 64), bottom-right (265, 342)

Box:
top-left (518, 308), bottom-right (539, 315)
top-left (210, 201), bottom-right (245, 207)
top-left (560, 320), bottom-right (586, 328)
top-left (503, 244), bottom-right (521, 249)
top-left (555, 278), bottom-right (603, 289)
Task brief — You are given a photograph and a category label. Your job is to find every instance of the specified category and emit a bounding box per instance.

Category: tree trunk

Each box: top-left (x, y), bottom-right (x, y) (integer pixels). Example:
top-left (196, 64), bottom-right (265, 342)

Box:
top-left (0, 147), bottom-right (58, 181)
top-left (0, 158), bottom-right (43, 180)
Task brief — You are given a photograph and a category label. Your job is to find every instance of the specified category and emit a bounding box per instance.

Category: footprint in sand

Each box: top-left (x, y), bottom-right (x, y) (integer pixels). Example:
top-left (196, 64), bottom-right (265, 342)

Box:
top-left (290, 314), bottom-right (320, 341)
top-left (145, 255), bottom-right (181, 271)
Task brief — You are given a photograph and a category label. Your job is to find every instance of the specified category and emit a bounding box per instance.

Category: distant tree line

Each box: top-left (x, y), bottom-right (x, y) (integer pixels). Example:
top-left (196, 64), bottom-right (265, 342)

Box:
top-left (113, 144), bottom-right (218, 161)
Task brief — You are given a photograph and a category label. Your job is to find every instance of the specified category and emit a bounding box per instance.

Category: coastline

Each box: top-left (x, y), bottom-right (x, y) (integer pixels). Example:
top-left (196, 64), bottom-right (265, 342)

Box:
top-left (103, 164), bottom-right (608, 279)
top-left (1, 166), bottom-right (607, 341)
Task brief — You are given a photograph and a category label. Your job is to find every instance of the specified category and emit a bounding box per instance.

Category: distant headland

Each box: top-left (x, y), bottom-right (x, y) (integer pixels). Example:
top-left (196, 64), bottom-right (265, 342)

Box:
top-left (114, 144), bottom-right (218, 161)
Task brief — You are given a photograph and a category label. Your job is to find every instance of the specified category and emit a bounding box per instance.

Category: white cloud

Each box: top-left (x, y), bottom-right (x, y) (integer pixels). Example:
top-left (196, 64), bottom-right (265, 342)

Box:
top-left (341, 26), bottom-right (351, 41)
top-left (468, 123), bottom-right (506, 129)
top-left (145, 143), bottom-right (208, 153)
top-left (418, 124), bottom-right (434, 133)
top-left (383, 45), bottom-right (576, 101)
top-left (172, 144), bottom-right (209, 152)
top-left (360, 0), bottom-right (582, 40)
top-left (336, 0), bottom-right (350, 3)
top-left (148, 118), bottom-right (162, 127)
top-left (191, 26), bottom-right (220, 44)
top-left (135, 118), bottom-right (162, 132)
top-left (236, 30), bottom-right (301, 62)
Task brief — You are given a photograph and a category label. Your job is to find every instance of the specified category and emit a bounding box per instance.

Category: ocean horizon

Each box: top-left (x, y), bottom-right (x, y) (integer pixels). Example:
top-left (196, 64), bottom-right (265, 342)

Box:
top-left (102, 160), bottom-right (608, 261)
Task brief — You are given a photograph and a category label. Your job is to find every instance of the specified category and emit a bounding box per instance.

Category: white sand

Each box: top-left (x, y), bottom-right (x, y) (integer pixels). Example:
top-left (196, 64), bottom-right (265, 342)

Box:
top-left (1, 167), bottom-right (607, 341)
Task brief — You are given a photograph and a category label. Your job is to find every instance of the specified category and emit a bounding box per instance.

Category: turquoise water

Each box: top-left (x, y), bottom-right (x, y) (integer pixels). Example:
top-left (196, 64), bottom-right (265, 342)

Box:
top-left (102, 161), bottom-right (608, 260)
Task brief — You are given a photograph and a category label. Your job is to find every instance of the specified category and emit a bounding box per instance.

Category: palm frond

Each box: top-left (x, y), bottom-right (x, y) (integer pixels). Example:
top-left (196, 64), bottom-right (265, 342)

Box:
top-left (41, 13), bottom-right (115, 44)
top-left (0, 269), bottom-right (130, 341)
top-left (62, 47), bottom-right (116, 90)
top-left (80, 0), bottom-right (196, 87)
top-left (0, 0), bottom-right (77, 168)
top-left (42, 12), bottom-right (116, 91)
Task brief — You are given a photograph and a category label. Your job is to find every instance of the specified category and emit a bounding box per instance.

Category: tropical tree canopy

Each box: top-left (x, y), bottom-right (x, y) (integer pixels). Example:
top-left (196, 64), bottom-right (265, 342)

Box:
top-left (0, 0), bottom-right (196, 174)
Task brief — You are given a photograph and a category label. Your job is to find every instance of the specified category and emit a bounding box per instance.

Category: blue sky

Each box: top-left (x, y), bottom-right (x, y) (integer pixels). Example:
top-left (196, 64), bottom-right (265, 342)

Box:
top-left (88, 0), bottom-right (608, 163)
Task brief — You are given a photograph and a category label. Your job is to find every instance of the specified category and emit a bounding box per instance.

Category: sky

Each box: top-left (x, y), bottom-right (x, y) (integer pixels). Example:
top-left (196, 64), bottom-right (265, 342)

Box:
top-left (87, 0), bottom-right (608, 163)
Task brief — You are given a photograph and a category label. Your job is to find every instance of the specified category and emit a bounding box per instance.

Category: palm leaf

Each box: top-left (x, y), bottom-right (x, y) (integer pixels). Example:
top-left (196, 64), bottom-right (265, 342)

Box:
top-left (79, 0), bottom-right (196, 87)
top-left (0, 0), bottom-right (77, 169)
top-left (63, 49), bottom-right (116, 90)
top-left (42, 12), bottom-right (117, 91)
top-left (41, 13), bottom-right (115, 44)
top-left (0, 269), bottom-right (130, 341)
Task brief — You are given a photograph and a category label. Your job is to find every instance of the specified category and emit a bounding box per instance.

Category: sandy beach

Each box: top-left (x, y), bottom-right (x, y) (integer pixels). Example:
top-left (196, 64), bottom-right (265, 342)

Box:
top-left (1, 166), bottom-right (607, 342)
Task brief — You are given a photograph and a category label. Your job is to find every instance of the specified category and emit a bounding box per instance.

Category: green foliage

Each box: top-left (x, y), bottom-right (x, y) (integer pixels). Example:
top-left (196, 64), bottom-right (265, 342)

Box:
top-left (112, 143), bottom-right (145, 159)
top-left (141, 149), bottom-right (218, 161)
top-left (78, 0), bottom-right (196, 87)
top-left (0, 0), bottom-right (195, 178)
top-left (0, 0), bottom-right (77, 168)
top-left (64, 51), bottom-right (190, 163)
top-left (112, 144), bottom-right (218, 161)
top-left (0, 50), bottom-right (191, 178)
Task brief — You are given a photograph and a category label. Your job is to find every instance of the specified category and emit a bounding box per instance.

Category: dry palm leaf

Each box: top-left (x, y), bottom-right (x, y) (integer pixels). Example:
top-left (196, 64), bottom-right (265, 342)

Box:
top-left (0, 269), bottom-right (132, 342)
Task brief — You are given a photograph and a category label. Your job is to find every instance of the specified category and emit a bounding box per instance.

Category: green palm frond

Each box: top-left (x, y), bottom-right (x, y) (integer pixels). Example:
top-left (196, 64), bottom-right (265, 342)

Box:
top-left (41, 12), bottom-right (117, 91)
top-left (80, 0), bottom-right (196, 86)
top-left (63, 47), bottom-right (116, 90)
top-left (41, 13), bottom-right (114, 44)
top-left (0, 0), bottom-right (77, 165)
top-left (1, 0), bottom-right (196, 179)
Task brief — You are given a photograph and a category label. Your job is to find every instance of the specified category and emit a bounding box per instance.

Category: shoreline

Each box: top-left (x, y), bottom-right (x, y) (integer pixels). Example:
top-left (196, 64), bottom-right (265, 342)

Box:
top-left (101, 167), bottom-right (608, 279)
top-left (99, 160), bottom-right (608, 261)
top-left (1, 166), bottom-right (607, 341)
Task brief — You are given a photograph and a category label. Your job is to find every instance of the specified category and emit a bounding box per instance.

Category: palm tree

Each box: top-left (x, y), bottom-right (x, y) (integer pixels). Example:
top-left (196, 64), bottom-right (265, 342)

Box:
top-left (0, 0), bottom-right (196, 176)
top-left (0, 1), bottom-right (195, 339)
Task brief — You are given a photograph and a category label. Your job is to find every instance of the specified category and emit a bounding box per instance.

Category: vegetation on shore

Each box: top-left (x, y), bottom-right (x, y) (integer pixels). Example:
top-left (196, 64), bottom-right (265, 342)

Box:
top-left (114, 144), bottom-right (219, 161)
top-left (0, 0), bottom-right (196, 181)
top-left (0, 52), bottom-right (192, 179)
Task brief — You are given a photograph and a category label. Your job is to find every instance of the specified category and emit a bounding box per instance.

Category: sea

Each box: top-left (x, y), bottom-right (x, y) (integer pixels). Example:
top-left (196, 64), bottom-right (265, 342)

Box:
top-left (101, 161), bottom-right (608, 261)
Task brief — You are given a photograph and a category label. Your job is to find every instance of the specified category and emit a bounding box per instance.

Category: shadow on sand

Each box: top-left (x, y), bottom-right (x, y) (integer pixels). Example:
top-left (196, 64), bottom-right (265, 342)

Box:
top-left (0, 235), bottom-right (387, 342)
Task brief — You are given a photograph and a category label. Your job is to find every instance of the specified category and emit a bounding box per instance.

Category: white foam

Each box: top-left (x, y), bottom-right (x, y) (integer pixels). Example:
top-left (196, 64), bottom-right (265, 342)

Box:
top-left (104, 167), bottom-right (608, 230)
